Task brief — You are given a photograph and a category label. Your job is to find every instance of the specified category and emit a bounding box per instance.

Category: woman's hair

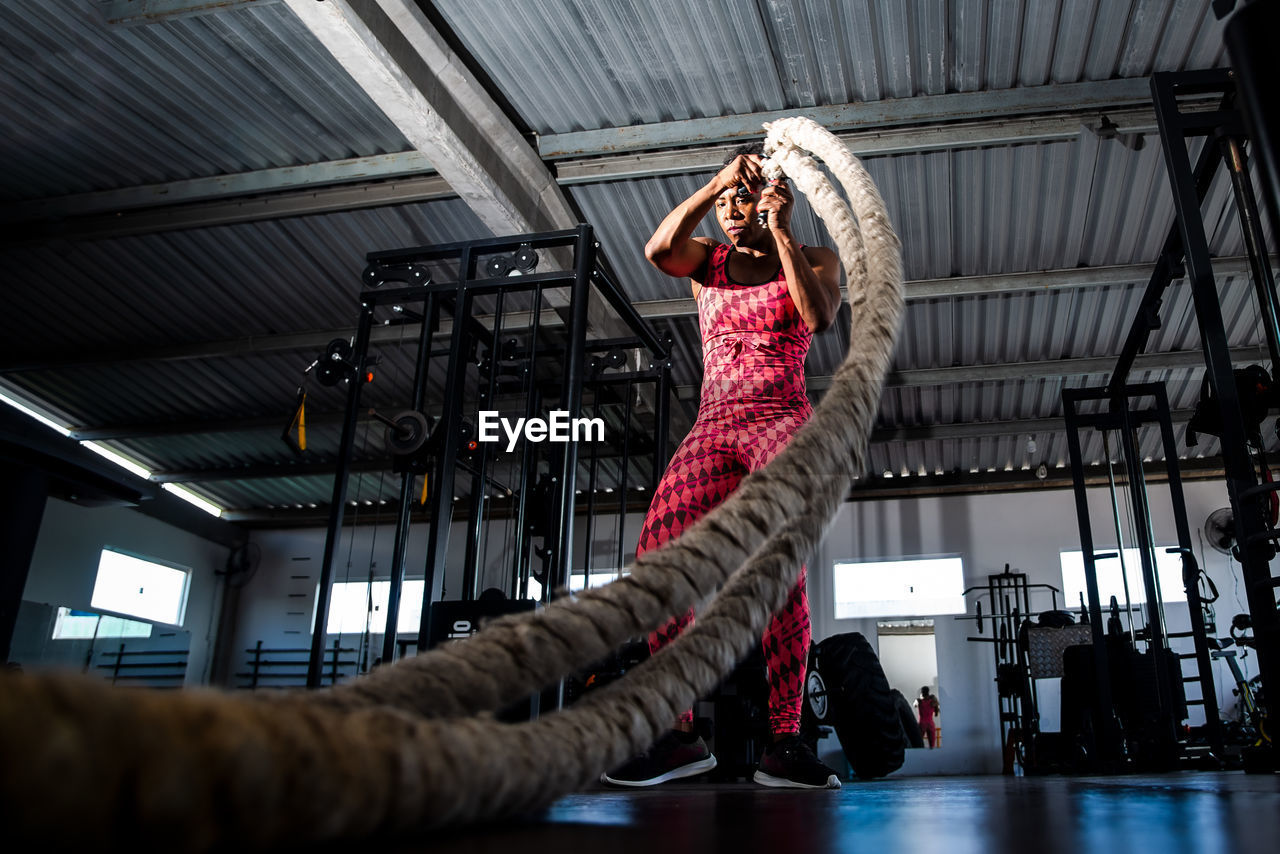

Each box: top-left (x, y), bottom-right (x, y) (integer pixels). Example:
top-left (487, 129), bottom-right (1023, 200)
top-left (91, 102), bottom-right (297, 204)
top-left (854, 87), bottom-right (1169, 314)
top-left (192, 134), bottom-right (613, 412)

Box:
top-left (921, 686), bottom-right (931, 696)
top-left (723, 141), bottom-right (765, 165)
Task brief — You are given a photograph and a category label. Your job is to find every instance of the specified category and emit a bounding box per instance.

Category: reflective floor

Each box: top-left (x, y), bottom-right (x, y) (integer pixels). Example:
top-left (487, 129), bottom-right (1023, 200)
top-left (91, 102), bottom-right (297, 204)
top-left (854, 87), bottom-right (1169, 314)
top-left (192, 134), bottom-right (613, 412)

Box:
top-left (407, 773), bottom-right (1280, 854)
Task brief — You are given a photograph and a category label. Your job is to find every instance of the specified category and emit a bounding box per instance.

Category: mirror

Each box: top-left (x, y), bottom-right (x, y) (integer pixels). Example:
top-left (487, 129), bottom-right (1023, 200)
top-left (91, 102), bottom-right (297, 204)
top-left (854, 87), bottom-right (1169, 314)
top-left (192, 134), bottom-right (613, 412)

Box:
top-left (877, 619), bottom-right (941, 748)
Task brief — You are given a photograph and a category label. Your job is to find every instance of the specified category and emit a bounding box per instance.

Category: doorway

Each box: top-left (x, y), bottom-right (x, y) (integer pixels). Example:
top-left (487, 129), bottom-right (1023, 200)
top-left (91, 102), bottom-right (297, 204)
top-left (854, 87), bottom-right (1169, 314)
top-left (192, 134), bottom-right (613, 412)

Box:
top-left (877, 619), bottom-right (940, 747)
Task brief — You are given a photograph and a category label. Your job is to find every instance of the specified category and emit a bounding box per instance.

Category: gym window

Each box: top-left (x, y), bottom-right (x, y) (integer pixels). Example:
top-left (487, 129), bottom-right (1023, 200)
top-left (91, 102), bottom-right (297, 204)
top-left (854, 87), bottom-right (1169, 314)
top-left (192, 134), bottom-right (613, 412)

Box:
top-left (90, 548), bottom-right (190, 626)
top-left (832, 556), bottom-right (966, 619)
top-left (526, 570), bottom-right (628, 602)
top-left (326, 580), bottom-right (425, 635)
top-left (51, 607), bottom-right (152, 640)
top-left (1058, 548), bottom-right (1187, 606)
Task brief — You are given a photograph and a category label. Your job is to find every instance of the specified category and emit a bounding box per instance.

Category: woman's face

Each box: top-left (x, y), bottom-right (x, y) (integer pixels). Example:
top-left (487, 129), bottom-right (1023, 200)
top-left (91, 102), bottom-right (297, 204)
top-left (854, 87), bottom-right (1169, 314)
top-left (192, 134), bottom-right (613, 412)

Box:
top-left (714, 184), bottom-right (762, 245)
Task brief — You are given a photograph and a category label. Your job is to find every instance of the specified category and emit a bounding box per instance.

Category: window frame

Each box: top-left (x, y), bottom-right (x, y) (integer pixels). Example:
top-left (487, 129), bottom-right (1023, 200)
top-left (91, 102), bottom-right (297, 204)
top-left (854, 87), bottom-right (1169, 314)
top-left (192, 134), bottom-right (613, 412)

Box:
top-left (831, 554), bottom-right (967, 620)
top-left (89, 546), bottom-right (192, 628)
top-left (1058, 547), bottom-right (1188, 607)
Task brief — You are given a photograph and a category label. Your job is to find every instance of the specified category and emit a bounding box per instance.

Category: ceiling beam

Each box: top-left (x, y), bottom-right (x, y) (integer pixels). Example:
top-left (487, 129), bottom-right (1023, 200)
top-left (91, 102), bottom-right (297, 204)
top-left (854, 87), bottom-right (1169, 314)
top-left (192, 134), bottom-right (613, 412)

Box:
top-left (148, 458), bottom-right (386, 484)
top-left (102, 0), bottom-right (278, 26)
top-left (555, 107), bottom-right (1157, 184)
top-left (285, 0), bottom-right (575, 237)
top-left (217, 456), bottom-right (1231, 524)
top-left (146, 409), bottom-right (1200, 482)
top-left (0, 310), bottom-right (555, 374)
top-left (845, 456), bottom-right (1228, 500)
top-left (5, 88), bottom-right (1188, 241)
top-left (5, 174), bottom-right (456, 244)
top-left (640, 256), bottom-right (1260, 315)
top-left (7, 104), bottom-right (1138, 230)
top-left (0, 152), bottom-right (435, 224)
top-left (869, 410), bottom-right (1194, 444)
top-left (285, 0), bottom-right (633, 346)
top-left (73, 388), bottom-right (1200, 444)
top-left (676, 346), bottom-right (1263, 399)
top-left (536, 78), bottom-right (1154, 159)
top-left (5, 258), bottom-right (1259, 374)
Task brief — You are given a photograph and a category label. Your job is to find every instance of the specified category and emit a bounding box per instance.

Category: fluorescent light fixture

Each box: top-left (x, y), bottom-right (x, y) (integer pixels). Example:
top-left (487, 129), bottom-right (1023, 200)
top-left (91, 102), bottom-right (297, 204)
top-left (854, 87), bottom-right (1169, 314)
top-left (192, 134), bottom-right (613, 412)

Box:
top-left (0, 389), bottom-right (71, 436)
top-left (79, 441), bottom-right (151, 479)
top-left (162, 483), bottom-right (223, 518)
top-left (1, 389), bottom-right (224, 517)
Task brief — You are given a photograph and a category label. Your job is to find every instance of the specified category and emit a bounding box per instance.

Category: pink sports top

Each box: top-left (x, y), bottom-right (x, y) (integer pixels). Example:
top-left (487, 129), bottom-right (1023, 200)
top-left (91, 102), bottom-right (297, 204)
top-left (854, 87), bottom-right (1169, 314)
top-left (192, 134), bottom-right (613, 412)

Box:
top-left (696, 242), bottom-right (812, 417)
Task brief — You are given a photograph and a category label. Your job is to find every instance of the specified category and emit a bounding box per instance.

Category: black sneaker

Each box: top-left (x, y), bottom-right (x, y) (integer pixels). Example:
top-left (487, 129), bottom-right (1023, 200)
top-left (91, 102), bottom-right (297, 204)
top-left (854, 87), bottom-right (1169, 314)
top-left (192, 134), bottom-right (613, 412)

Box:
top-left (600, 730), bottom-right (718, 787)
top-left (753, 735), bottom-right (842, 789)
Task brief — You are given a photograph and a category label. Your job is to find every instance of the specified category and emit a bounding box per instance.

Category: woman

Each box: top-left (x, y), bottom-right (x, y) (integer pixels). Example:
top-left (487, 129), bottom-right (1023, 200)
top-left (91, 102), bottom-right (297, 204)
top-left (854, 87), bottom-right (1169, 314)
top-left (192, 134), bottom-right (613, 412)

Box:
top-left (601, 144), bottom-right (843, 789)
top-left (917, 686), bottom-right (941, 748)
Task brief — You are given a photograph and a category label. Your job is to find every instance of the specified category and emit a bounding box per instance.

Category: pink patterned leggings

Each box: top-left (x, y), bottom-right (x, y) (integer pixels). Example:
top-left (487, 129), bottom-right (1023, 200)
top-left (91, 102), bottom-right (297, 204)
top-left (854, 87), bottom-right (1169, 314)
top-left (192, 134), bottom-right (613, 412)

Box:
top-left (637, 396), bottom-right (811, 734)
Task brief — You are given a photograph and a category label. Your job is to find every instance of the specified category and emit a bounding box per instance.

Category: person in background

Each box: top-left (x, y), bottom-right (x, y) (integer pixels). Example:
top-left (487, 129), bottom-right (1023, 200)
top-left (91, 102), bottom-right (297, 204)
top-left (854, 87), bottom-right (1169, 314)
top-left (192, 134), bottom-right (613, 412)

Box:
top-left (917, 686), bottom-right (941, 748)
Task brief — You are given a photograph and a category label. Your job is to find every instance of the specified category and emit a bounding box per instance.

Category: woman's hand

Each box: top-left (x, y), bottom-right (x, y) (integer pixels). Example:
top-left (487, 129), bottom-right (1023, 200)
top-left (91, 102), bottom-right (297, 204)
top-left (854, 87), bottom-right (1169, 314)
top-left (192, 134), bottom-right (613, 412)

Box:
top-left (757, 178), bottom-right (793, 234)
top-left (713, 153), bottom-right (764, 195)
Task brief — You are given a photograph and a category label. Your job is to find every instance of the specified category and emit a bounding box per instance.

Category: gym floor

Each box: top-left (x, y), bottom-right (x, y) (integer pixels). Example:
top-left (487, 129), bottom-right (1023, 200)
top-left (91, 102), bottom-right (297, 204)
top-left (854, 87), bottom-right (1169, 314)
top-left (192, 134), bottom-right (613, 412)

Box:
top-left (362, 772), bottom-right (1280, 853)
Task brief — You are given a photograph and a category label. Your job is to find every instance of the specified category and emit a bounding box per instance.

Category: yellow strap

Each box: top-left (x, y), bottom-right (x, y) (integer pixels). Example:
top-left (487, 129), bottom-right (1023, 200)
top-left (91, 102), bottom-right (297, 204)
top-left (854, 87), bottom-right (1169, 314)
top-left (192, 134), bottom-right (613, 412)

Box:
top-left (419, 473), bottom-right (429, 505)
top-left (296, 392), bottom-right (307, 451)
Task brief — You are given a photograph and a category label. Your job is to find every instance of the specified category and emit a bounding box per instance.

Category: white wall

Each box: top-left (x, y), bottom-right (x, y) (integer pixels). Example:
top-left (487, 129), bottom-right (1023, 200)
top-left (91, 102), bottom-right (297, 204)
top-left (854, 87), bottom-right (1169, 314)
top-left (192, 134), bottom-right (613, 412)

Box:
top-left (20, 497), bottom-right (230, 685)
top-left (231, 478), bottom-right (1251, 775)
top-left (810, 477), bottom-right (1247, 775)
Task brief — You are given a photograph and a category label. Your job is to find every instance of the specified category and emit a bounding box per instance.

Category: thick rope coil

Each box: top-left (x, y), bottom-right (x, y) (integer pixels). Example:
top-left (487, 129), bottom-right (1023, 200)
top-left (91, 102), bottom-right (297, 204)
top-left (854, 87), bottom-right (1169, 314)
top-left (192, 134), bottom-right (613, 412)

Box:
top-left (0, 117), bottom-right (903, 850)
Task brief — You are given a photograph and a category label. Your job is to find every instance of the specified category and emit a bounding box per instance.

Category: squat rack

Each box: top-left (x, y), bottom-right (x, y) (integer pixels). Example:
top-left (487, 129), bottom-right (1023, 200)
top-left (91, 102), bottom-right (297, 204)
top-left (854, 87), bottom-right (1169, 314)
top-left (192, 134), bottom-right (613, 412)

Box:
top-left (305, 225), bottom-right (671, 687)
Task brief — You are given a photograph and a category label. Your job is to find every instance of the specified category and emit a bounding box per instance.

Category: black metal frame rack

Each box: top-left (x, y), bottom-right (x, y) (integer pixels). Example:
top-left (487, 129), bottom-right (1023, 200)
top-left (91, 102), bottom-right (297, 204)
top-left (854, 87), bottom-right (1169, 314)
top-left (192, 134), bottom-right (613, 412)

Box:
top-left (1061, 67), bottom-right (1278, 768)
top-left (306, 225), bottom-right (671, 687)
top-left (1062, 383), bottom-right (1222, 766)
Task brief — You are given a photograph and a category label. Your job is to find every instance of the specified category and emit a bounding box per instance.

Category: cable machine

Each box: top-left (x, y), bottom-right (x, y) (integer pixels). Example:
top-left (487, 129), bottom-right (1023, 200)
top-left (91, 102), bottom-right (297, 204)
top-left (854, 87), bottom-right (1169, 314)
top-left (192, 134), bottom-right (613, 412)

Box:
top-left (305, 226), bottom-right (671, 688)
top-left (1062, 383), bottom-right (1215, 769)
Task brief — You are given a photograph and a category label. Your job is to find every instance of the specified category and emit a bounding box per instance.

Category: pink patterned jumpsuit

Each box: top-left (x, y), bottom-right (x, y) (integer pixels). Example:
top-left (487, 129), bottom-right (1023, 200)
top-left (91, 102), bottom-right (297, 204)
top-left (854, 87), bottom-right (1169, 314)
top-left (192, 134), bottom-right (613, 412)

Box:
top-left (637, 241), bottom-right (813, 734)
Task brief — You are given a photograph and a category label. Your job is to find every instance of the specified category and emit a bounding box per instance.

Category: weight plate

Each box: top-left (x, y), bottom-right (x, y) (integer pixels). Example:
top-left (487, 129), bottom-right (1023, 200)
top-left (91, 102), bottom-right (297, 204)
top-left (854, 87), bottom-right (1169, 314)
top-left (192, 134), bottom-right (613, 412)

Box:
top-left (385, 410), bottom-right (430, 455)
top-left (806, 671), bottom-right (829, 722)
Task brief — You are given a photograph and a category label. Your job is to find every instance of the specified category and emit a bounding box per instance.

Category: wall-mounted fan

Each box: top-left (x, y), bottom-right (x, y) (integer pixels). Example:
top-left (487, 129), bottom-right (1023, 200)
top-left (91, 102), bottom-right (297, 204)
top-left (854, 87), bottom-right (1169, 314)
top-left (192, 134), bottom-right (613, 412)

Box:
top-left (1203, 507), bottom-right (1236, 555)
top-left (220, 542), bottom-right (261, 589)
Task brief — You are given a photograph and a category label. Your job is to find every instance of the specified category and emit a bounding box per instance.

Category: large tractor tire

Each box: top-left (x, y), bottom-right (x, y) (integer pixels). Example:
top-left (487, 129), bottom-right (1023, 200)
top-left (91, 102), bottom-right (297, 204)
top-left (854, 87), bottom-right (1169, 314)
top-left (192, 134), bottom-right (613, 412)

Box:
top-left (806, 632), bottom-right (906, 779)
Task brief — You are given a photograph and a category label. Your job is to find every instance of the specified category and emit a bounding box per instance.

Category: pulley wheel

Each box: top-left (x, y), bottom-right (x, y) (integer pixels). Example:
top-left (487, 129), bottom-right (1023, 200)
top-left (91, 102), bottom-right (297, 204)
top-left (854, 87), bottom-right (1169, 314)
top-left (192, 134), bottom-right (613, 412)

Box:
top-left (513, 245), bottom-right (539, 273)
top-left (485, 254), bottom-right (514, 277)
top-left (385, 410), bottom-right (431, 456)
top-left (326, 338), bottom-right (353, 362)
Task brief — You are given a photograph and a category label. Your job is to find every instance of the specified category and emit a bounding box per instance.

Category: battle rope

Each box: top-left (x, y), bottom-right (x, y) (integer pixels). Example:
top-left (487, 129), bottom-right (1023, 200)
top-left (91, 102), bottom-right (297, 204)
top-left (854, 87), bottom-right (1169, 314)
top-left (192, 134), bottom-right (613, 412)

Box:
top-left (0, 117), bottom-right (903, 850)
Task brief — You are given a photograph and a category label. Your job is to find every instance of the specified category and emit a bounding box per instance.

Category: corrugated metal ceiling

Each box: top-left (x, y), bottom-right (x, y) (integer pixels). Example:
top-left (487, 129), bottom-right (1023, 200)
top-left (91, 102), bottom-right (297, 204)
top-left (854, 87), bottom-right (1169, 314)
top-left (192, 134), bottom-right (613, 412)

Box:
top-left (431, 0), bottom-right (1227, 135)
top-left (0, 1), bottom-right (412, 201)
top-left (0, 0), bottom-right (1271, 528)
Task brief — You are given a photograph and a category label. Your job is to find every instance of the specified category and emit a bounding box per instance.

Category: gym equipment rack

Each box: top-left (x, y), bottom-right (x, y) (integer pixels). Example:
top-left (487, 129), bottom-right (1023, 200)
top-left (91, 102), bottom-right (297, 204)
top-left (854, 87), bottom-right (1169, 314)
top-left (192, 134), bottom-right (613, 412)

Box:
top-left (306, 225), bottom-right (671, 687)
top-left (1073, 68), bottom-right (1278, 770)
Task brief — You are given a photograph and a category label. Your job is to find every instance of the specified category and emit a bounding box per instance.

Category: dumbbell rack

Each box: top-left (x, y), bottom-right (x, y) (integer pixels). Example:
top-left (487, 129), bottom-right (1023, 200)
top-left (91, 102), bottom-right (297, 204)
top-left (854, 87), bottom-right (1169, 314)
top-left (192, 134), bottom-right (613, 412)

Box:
top-left (305, 225), bottom-right (671, 688)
